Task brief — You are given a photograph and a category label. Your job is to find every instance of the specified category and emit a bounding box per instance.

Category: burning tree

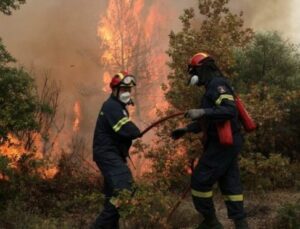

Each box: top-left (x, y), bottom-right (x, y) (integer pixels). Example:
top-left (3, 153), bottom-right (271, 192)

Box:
top-left (98, 0), bottom-right (169, 121)
top-left (1, 26), bottom-right (62, 179)
top-left (20, 73), bottom-right (63, 156)
top-left (97, 0), bottom-right (171, 177)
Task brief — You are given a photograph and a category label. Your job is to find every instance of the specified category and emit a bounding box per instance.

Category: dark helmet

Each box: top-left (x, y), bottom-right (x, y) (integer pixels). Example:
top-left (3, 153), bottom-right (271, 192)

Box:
top-left (110, 71), bottom-right (136, 89)
top-left (187, 52), bottom-right (219, 86)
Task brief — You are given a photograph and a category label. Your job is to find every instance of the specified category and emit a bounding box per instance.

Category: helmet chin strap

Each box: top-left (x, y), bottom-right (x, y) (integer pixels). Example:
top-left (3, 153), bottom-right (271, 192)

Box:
top-left (116, 87), bottom-right (120, 98)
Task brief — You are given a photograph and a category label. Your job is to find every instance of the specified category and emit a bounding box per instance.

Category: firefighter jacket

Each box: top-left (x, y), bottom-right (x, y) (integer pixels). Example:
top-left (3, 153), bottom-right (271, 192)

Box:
top-left (187, 76), bottom-right (242, 140)
top-left (93, 95), bottom-right (141, 162)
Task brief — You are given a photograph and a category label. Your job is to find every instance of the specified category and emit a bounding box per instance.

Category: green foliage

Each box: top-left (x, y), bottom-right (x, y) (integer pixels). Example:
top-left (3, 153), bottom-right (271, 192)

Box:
top-left (0, 149), bottom-right (103, 227)
top-left (234, 32), bottom-right (300, 160)
top-left (0, 38), bottom-right (15, 66)
top-left (0, 40), bottom-right (57, 144)
top-left (0, 67), bottom-right (39, 142)
top-left (274, 199), bottom-right (300, 229)
top-left (240, 153), bottom-right (297, 191)
top-left (148, 0), bottom-right (253, 191)
top-left (0, 200), bottom-right (82, 229)
top-left (234, 31), bottom-right (300, 91)
top-left (0, 0), bottom-right (26, 15)
top-left (166, 0), bottom-right (253, 110)
top-left (115, 183), bottom-right (173, 229)
top-left (0, 152), bottom-right (46, 211)
top-left (0, 155), bottom-right (12, 177)
top-left (0, 155), bottom-right (13, 207)
top-left (1, 1), bottom-right (39, 142)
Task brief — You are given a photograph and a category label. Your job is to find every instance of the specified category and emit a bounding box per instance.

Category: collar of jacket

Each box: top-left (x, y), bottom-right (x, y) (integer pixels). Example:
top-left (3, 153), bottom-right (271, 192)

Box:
top-left (204, 75), bottom-right (224, 89)
top-left (110, 94), bottom-right (127, 107)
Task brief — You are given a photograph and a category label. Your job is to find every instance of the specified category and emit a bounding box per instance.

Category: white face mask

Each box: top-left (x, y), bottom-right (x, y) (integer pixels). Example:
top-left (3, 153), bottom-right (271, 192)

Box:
top-left (119, 91), bottom-right (131, 104)
top-left (189, 75), bottom-right (199, 86)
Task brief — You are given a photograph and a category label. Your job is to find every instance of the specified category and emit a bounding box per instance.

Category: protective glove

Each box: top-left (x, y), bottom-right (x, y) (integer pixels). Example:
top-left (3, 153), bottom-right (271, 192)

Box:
top-left (171, 128), bottom-right (187, 140)
top-left (185, 109), bottom-right (206, 120)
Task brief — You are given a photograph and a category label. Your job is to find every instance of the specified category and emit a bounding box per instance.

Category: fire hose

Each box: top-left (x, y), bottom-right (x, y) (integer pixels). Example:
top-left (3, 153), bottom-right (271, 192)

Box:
top-left (84, 111), bottom-right (189, 221)
top-left (140, 111), bottom-right (185, 136)
top-left (81, 112), bottom-right (185, 172)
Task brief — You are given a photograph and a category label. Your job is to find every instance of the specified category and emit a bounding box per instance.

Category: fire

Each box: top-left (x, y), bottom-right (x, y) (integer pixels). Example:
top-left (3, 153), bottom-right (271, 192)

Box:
top-left (98, 0), bottom-right (170, 118)
top-left (0, 134), bottom-right (58, 179)
top-left (73, 101), bottom-right (81, 132)
top-left (102, 71), bottom-right (112, 93)
top-left (144, 2), bottom-right (165, 39)
top-left (0, 134), bottom-right (24, 163)
top-left (98, 0), bottom-right (173, 175)
top-left (38, 166), bottom-right (58, 179)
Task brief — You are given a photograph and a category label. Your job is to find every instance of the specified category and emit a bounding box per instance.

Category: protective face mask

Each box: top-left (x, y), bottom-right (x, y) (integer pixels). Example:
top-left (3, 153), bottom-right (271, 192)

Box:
top-left (189, 75), bottom-right (199, 86)
top-left (119, 92), bottom-right (131, 104)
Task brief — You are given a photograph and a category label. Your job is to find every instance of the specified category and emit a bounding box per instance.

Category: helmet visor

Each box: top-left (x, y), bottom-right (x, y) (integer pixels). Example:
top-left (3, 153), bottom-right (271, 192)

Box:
top-left (120, 75), bottom-right (136, 87)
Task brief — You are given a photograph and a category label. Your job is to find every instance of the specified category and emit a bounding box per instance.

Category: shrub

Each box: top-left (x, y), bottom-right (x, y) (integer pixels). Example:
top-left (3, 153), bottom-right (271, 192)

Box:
top-left (240, 153), bottom-right (296, 190)
top-left (274, 199), bottom-right (300, 229)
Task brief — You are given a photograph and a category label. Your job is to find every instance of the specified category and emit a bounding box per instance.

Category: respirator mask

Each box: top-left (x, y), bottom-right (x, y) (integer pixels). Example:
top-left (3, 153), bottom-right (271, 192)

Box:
top-left (119, 91), bottom-right (131, 104)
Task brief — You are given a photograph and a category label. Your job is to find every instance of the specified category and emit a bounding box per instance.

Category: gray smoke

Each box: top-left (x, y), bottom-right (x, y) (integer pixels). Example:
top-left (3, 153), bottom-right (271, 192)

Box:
top-left (0, 0), bottom-right (297, 150)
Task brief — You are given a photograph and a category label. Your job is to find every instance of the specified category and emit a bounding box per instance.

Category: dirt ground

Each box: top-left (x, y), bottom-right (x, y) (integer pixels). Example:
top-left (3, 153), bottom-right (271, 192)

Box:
top-left (168, 190), bottom-right (300, 229)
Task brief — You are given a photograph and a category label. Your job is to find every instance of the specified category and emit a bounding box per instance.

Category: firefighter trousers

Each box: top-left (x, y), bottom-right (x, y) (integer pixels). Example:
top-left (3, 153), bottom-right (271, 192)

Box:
top-left (93, 158), bottom-right (133, 229)
top-left (191, 134), bottom-right (246, 220)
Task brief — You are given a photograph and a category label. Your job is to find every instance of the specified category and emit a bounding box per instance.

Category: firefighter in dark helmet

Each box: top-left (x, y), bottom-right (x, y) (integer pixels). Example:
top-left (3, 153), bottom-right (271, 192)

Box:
top-left (92, 71), bottom-right (141, 229)
top-left (171, 53), bottom-right (249, 229)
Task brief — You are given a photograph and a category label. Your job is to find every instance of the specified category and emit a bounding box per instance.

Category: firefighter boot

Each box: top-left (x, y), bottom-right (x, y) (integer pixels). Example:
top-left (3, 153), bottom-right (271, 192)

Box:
top-left (90, 221), bottom-right (119, 229)
top-left (234, 218), bottom-right (249, 229)
top-left (196, 213), bottom-right (223, 229)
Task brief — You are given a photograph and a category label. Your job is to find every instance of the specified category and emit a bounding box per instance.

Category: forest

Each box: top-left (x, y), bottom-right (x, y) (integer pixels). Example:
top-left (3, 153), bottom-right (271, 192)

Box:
top-left (0, 0), bottom-right (299, 228)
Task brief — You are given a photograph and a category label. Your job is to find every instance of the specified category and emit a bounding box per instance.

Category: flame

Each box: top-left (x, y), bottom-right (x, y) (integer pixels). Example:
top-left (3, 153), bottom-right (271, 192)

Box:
top-left (0, 134), bottom-right (24, 163)
top-left (0, 134), bottom-right (58, 179)
top-left (98, 0), bottom-right (170, 115)
top-left (98, 0), bottom-right (172, 175)
top-left (144, 3), bottom-right (165, 39)
top-left (102, 71), bottom-right (112, 93)
top-left (38, 166), bottom-right (58, 179)
top-left (73, 101), bottom-right (81, 132)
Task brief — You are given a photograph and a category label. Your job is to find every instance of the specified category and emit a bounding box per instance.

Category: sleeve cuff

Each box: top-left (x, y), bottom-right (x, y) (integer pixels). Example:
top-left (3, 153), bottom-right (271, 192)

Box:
top-left (204, 108), bottom-right (214, 116)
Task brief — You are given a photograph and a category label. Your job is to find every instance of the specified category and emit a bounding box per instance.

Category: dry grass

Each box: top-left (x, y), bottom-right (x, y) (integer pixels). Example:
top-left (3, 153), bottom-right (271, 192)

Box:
top-left (167, 190), bottom-right (300, 229)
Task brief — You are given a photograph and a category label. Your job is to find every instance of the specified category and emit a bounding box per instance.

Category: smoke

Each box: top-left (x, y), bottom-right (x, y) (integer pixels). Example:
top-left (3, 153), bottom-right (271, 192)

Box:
top-left (0, 0), bottom-right (106, 140)
top-left (230, 0), bottom-right (299, 42)
top-left (0, 0), bottom-right (298, 149)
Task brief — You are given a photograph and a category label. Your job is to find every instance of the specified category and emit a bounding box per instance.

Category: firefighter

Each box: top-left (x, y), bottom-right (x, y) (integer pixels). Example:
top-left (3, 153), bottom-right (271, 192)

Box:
top-left (171, 53), bottom-right (249, 229)
top-left (92, 71), bottom-right (141, 229)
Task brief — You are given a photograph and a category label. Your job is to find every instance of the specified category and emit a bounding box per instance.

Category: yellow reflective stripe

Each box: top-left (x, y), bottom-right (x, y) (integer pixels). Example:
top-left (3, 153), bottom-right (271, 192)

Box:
top-left (191, 189), bottom-right (213, 198)
top-left (224, 194), bottom-right (243, 201)
top-left (113, 117), bottom-right (130, 132)
top-left (215, 94), bottom-right (234, 105)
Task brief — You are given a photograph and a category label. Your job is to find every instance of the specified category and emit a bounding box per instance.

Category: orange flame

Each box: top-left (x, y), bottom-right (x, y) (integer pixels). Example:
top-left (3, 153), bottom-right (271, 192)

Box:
top-left (102, 71), bottom-right (112, 93)
top-left (0, 134), bottom-right (24, 163)
top-left (0, 134), bottom-right (58, 179)
top-left (98, 0), bottom-right (172, 175)
top-left (73, 101), bottom-right (81, 132)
